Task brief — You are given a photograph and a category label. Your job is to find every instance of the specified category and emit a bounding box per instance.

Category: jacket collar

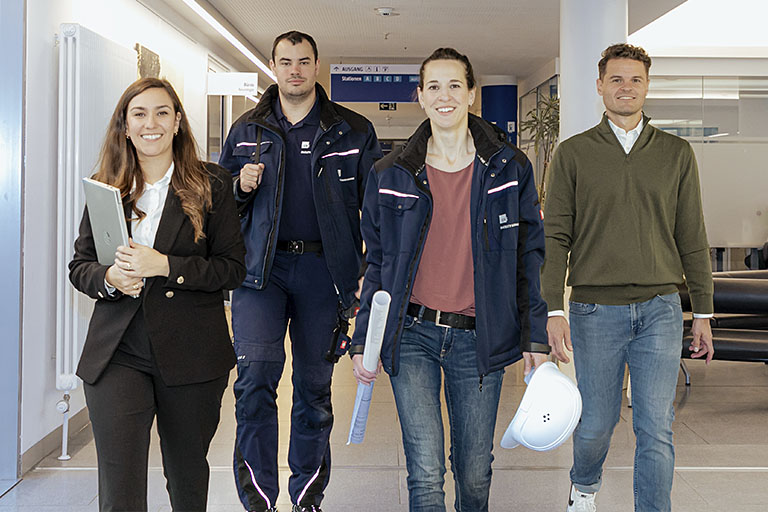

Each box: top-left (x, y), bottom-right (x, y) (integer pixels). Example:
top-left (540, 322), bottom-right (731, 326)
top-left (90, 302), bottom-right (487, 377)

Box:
top-left (395, 114), bottom-right (507, 175)
top-left (246, 83), bottom-right (342, 132)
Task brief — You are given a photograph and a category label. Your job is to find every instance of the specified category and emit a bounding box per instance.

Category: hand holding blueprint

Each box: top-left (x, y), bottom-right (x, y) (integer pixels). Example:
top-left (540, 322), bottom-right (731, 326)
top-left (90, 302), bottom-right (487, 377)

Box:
top-left (347, 290), bottom-right (391, 445)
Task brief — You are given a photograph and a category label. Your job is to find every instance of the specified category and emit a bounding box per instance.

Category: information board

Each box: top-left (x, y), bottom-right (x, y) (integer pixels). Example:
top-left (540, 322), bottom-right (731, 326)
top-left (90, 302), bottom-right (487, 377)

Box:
top-left (330, 64), bottom-right (420, 103)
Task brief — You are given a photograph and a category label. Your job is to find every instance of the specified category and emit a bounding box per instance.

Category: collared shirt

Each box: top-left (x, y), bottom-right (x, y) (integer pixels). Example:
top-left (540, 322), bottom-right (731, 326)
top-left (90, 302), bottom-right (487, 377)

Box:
top-left (274, 97), bottom-right (322, 242)
top-left (132, 162), bottom-right (174, 247)
top-left (105, 162), bottom-right (173, 297)
top-left (608, 117), bottom-right (643, 154)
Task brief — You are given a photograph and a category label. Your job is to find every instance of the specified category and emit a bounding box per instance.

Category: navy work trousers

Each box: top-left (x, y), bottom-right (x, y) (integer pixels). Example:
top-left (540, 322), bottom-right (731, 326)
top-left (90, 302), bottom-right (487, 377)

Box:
top-left (231, 251), bottom-right (338, 511)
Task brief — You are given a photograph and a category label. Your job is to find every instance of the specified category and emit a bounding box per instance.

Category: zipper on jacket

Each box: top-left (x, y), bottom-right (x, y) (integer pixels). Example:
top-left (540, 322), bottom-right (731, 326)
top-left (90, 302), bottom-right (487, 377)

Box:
top-left (391, 164), bottom-right (430, 376)
top-left (260, 132), bottom-right (286, 287)
top-left (479, 374), bottom-right (484, 392)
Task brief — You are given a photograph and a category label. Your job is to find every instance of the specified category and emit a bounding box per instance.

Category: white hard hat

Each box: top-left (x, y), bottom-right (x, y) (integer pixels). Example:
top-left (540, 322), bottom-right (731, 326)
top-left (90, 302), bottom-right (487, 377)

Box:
top-left (500, 361), bottom-right (582, 451)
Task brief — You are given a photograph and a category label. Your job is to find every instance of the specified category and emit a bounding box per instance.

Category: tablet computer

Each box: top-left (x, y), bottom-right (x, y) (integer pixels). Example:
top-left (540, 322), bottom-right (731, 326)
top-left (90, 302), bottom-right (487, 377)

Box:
top-left (82, 178), bottom-right (130, 265)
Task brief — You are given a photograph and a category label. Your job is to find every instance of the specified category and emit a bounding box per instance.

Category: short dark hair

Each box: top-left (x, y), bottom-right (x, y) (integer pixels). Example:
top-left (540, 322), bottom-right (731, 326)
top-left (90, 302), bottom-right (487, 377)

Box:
top-left (598, 43), bottom-right (652, 79)
top-left (271, 31), bottom-right (318, 62)
top-left (418, 48), bottom-right (476, 90)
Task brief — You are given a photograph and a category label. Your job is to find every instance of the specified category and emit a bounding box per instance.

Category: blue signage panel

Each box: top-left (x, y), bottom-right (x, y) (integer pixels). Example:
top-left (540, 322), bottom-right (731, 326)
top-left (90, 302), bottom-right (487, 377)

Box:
top-left (330, 64), bottom-right (420, 103)
top-left (481, 84), bottom-right (518, 144)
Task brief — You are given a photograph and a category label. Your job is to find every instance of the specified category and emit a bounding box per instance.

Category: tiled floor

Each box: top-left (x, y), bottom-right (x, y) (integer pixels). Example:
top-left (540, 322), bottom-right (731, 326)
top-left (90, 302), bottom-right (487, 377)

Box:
top-left (2, 358), bottom-right (768, 511)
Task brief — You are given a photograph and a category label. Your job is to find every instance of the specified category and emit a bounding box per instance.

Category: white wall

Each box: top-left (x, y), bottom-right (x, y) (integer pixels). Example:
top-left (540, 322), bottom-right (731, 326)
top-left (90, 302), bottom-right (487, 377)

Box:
top-left (22, 0), bottom-right (237, 456)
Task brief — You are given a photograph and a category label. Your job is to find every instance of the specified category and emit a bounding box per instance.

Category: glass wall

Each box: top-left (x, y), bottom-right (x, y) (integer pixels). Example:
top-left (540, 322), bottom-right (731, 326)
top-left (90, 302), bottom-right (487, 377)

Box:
top-left (644, 76), bottom-right (768, 256)
top-left (207, 95), bottom-right (223, 163)
top-left (518, 76), bottom-right (559, 191)
top-left (206, 95), bottom-right (258, 163)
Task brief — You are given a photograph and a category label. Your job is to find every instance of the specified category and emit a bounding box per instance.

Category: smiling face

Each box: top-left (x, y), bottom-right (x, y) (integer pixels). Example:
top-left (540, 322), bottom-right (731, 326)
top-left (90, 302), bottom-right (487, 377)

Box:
top-left (597, 58), bottom-right (649, 122)
top-left (270, 38), bottom-right (319, 103)
top-left (418, 59), bottom-right (476, 132)
top-left (125, 87), bottom-right (181, 165)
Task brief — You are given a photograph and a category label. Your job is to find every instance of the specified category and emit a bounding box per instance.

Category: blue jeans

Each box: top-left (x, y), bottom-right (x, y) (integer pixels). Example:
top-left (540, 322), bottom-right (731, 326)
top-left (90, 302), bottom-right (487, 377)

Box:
top-left (569, 293), bottom-right (683, 512)
top-left (390, 313), bottom-right (504, 512)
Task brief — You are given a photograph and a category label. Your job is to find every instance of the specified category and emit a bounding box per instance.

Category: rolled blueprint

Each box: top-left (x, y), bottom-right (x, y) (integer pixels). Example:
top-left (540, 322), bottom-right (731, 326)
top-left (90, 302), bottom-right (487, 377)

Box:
top-left (362, 290), bottom-right (391, 372)
top-left (347, 290), bottom-right (391, 445)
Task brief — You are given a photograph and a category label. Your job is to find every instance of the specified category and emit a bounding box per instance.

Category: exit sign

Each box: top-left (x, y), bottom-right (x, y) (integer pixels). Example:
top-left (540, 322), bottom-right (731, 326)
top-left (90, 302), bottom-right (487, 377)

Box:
top-left (379, 102), bottom-right (397, 111)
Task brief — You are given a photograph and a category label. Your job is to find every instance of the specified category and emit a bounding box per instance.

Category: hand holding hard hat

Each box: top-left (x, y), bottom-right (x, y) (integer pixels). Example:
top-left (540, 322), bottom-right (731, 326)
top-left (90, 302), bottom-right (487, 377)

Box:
top-left (501, 361), bottom-right (582, 451)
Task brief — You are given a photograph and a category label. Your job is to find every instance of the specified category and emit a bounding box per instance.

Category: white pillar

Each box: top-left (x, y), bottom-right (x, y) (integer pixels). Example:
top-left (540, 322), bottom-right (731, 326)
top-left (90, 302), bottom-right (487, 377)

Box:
top-left (557, 0), bottom-right (628, 380)
top-left (560, 0), bottom-right (628, 140)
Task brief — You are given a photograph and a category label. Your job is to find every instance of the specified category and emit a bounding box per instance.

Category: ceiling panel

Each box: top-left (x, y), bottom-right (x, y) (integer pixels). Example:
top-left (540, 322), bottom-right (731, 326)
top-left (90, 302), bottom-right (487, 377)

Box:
top-left (207, 0), bottom-right (560, 78)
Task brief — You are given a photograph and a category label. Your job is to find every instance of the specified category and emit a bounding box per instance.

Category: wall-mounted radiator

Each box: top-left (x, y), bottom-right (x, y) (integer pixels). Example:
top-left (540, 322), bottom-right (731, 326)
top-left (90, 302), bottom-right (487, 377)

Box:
top-left (55, 23), bottom-right (136, 392)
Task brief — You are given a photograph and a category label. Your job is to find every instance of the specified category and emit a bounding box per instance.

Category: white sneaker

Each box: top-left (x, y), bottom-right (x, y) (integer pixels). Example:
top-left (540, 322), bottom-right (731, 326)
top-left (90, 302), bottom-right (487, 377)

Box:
top-left (566, 484), bottom-right (596, 512)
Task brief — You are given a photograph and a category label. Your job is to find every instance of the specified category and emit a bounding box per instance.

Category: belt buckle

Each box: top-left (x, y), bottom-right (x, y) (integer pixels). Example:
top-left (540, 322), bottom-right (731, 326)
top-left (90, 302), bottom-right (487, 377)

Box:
top-left (434, 309), bottom-right (450, 328)
top-left (289, 240), bottom-right (304, 254)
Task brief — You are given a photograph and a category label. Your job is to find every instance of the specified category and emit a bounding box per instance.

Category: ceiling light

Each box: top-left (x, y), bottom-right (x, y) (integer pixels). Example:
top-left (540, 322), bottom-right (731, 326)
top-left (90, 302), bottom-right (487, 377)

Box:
top-left (181, 0), bottom-right (276, 82)
top-left (374, 7), bottom-right (399, 16)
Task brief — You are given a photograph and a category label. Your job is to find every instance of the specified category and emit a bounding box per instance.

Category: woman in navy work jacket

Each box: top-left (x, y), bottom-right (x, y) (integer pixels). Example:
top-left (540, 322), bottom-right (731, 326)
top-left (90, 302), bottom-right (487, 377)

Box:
top-left (351, 48), bottom-right (550, 511)
top-left (69, 78), bottom-right (245, 511)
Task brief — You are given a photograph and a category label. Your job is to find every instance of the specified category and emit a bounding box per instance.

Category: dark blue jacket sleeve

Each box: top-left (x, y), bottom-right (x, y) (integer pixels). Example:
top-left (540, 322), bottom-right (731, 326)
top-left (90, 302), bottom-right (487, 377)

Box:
top-left (218, 124), bottom-right (258, 208)
top-left (351, 168), bottom-right (383, 349)
top-left (516, 159), bottom-right (549, 353)
top-left (357, 125), bottom-right (383, 209)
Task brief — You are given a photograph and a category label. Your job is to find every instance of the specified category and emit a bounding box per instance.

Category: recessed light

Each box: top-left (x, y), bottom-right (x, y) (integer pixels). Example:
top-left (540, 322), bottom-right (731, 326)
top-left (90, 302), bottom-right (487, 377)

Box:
top-left (374, 7), bottom-right (399, 16)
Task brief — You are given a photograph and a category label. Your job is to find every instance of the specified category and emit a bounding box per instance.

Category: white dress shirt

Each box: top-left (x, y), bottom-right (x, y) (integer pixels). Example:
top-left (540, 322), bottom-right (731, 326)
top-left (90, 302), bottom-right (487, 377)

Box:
top-left (105, 162), bottom-right (173, 296)
top-left (608, 117), bottom-right (643, 154)
top-left (547, 118), bottom-right (712, 320)
top-left (132, 162), bottom-right (174, 247)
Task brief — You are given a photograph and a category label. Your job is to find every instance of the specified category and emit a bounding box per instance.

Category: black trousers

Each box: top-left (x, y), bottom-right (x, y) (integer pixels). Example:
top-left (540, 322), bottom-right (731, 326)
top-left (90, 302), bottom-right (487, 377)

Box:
top-left (84, 362), bottom-right (228, 512)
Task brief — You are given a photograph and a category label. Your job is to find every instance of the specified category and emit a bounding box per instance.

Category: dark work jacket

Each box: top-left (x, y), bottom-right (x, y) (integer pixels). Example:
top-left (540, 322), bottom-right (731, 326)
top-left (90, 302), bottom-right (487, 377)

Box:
top-left (352, 115), bottom-right (549, 377)
top-left (69, 163), bottom-right (246, 386)
top-left (218, 84), bottom-right (382, 310)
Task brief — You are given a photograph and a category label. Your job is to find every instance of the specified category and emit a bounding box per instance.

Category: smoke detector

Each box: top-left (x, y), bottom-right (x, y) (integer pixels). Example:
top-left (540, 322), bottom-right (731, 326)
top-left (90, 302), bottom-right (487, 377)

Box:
top-left (375, 7), bottom-right (399, 16)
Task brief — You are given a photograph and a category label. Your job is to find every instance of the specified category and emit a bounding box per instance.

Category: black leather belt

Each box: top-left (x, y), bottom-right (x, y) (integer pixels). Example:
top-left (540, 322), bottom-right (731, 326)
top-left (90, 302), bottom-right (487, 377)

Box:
top-left (276, 240), bottom-right (322, 254)
top-left (407, 303), bottom-right (475, 330)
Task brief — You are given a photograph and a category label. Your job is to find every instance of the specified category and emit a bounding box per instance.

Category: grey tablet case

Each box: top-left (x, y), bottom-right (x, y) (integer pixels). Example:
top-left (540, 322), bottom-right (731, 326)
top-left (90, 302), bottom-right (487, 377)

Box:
top-left (82, 178), bottom-right (130, 265)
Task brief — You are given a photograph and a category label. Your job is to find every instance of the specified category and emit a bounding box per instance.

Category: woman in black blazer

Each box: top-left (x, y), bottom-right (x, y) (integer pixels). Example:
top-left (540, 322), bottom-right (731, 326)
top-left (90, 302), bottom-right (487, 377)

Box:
top-left (69, 78), bottom-right (245, 512)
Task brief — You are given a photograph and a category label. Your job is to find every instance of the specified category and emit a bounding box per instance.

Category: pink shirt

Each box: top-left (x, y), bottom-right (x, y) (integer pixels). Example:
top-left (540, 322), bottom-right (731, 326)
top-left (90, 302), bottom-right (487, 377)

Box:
top-left (410, 161), bottom-right (475, 316)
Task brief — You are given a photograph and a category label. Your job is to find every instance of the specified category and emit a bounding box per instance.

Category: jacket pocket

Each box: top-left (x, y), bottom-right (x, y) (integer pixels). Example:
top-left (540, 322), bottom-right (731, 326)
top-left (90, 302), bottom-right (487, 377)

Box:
top-left (233, 140), bottom-right (273, 161)
top-left (486, 184), bottom-right (520, 251)
top-left (378, 188), bottom-right (419, 214)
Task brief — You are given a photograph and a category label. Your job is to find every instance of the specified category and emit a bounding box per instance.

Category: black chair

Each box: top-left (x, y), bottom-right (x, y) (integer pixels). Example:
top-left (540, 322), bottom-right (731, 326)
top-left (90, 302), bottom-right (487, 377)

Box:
top-left (679, 328), bottom-right (768, 385)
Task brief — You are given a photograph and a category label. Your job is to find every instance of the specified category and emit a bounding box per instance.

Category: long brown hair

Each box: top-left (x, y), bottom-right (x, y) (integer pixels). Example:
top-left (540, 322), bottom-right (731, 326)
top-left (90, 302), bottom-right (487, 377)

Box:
top-left (94, 78), bottom-right (211, 242)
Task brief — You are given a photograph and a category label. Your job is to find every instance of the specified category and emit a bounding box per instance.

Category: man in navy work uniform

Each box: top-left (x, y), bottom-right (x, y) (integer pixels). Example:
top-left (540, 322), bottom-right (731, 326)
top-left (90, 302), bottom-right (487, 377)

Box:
top-left (219, 31), bottom-right (381, 512)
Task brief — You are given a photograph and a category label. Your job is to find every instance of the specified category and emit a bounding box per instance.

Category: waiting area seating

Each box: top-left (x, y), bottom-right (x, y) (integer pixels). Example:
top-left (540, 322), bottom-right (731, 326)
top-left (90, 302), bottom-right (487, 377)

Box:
top-left (678, 270), bottom-right (768, 385)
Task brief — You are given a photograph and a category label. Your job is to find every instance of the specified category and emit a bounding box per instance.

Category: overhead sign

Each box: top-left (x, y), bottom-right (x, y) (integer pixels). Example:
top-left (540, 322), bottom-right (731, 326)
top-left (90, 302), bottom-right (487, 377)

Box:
top-left (207, 72), bottom-right (259, 96)
top-left (330, 64), bottom-right (420, 103)
top-left (379, 102), bottom-right (397, 111)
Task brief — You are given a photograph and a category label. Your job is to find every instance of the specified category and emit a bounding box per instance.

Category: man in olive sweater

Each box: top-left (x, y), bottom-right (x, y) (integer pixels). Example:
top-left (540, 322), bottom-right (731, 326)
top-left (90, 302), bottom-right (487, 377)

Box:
top-left (542, 44), bottom-right (714, 512)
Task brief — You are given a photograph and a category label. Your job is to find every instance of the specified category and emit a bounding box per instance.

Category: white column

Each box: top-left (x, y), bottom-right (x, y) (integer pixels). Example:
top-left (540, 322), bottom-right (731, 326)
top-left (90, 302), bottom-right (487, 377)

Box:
top-left (557, 0), bottom-right (628, 380)
top-left (560, 0), bottom-right (628, 140)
